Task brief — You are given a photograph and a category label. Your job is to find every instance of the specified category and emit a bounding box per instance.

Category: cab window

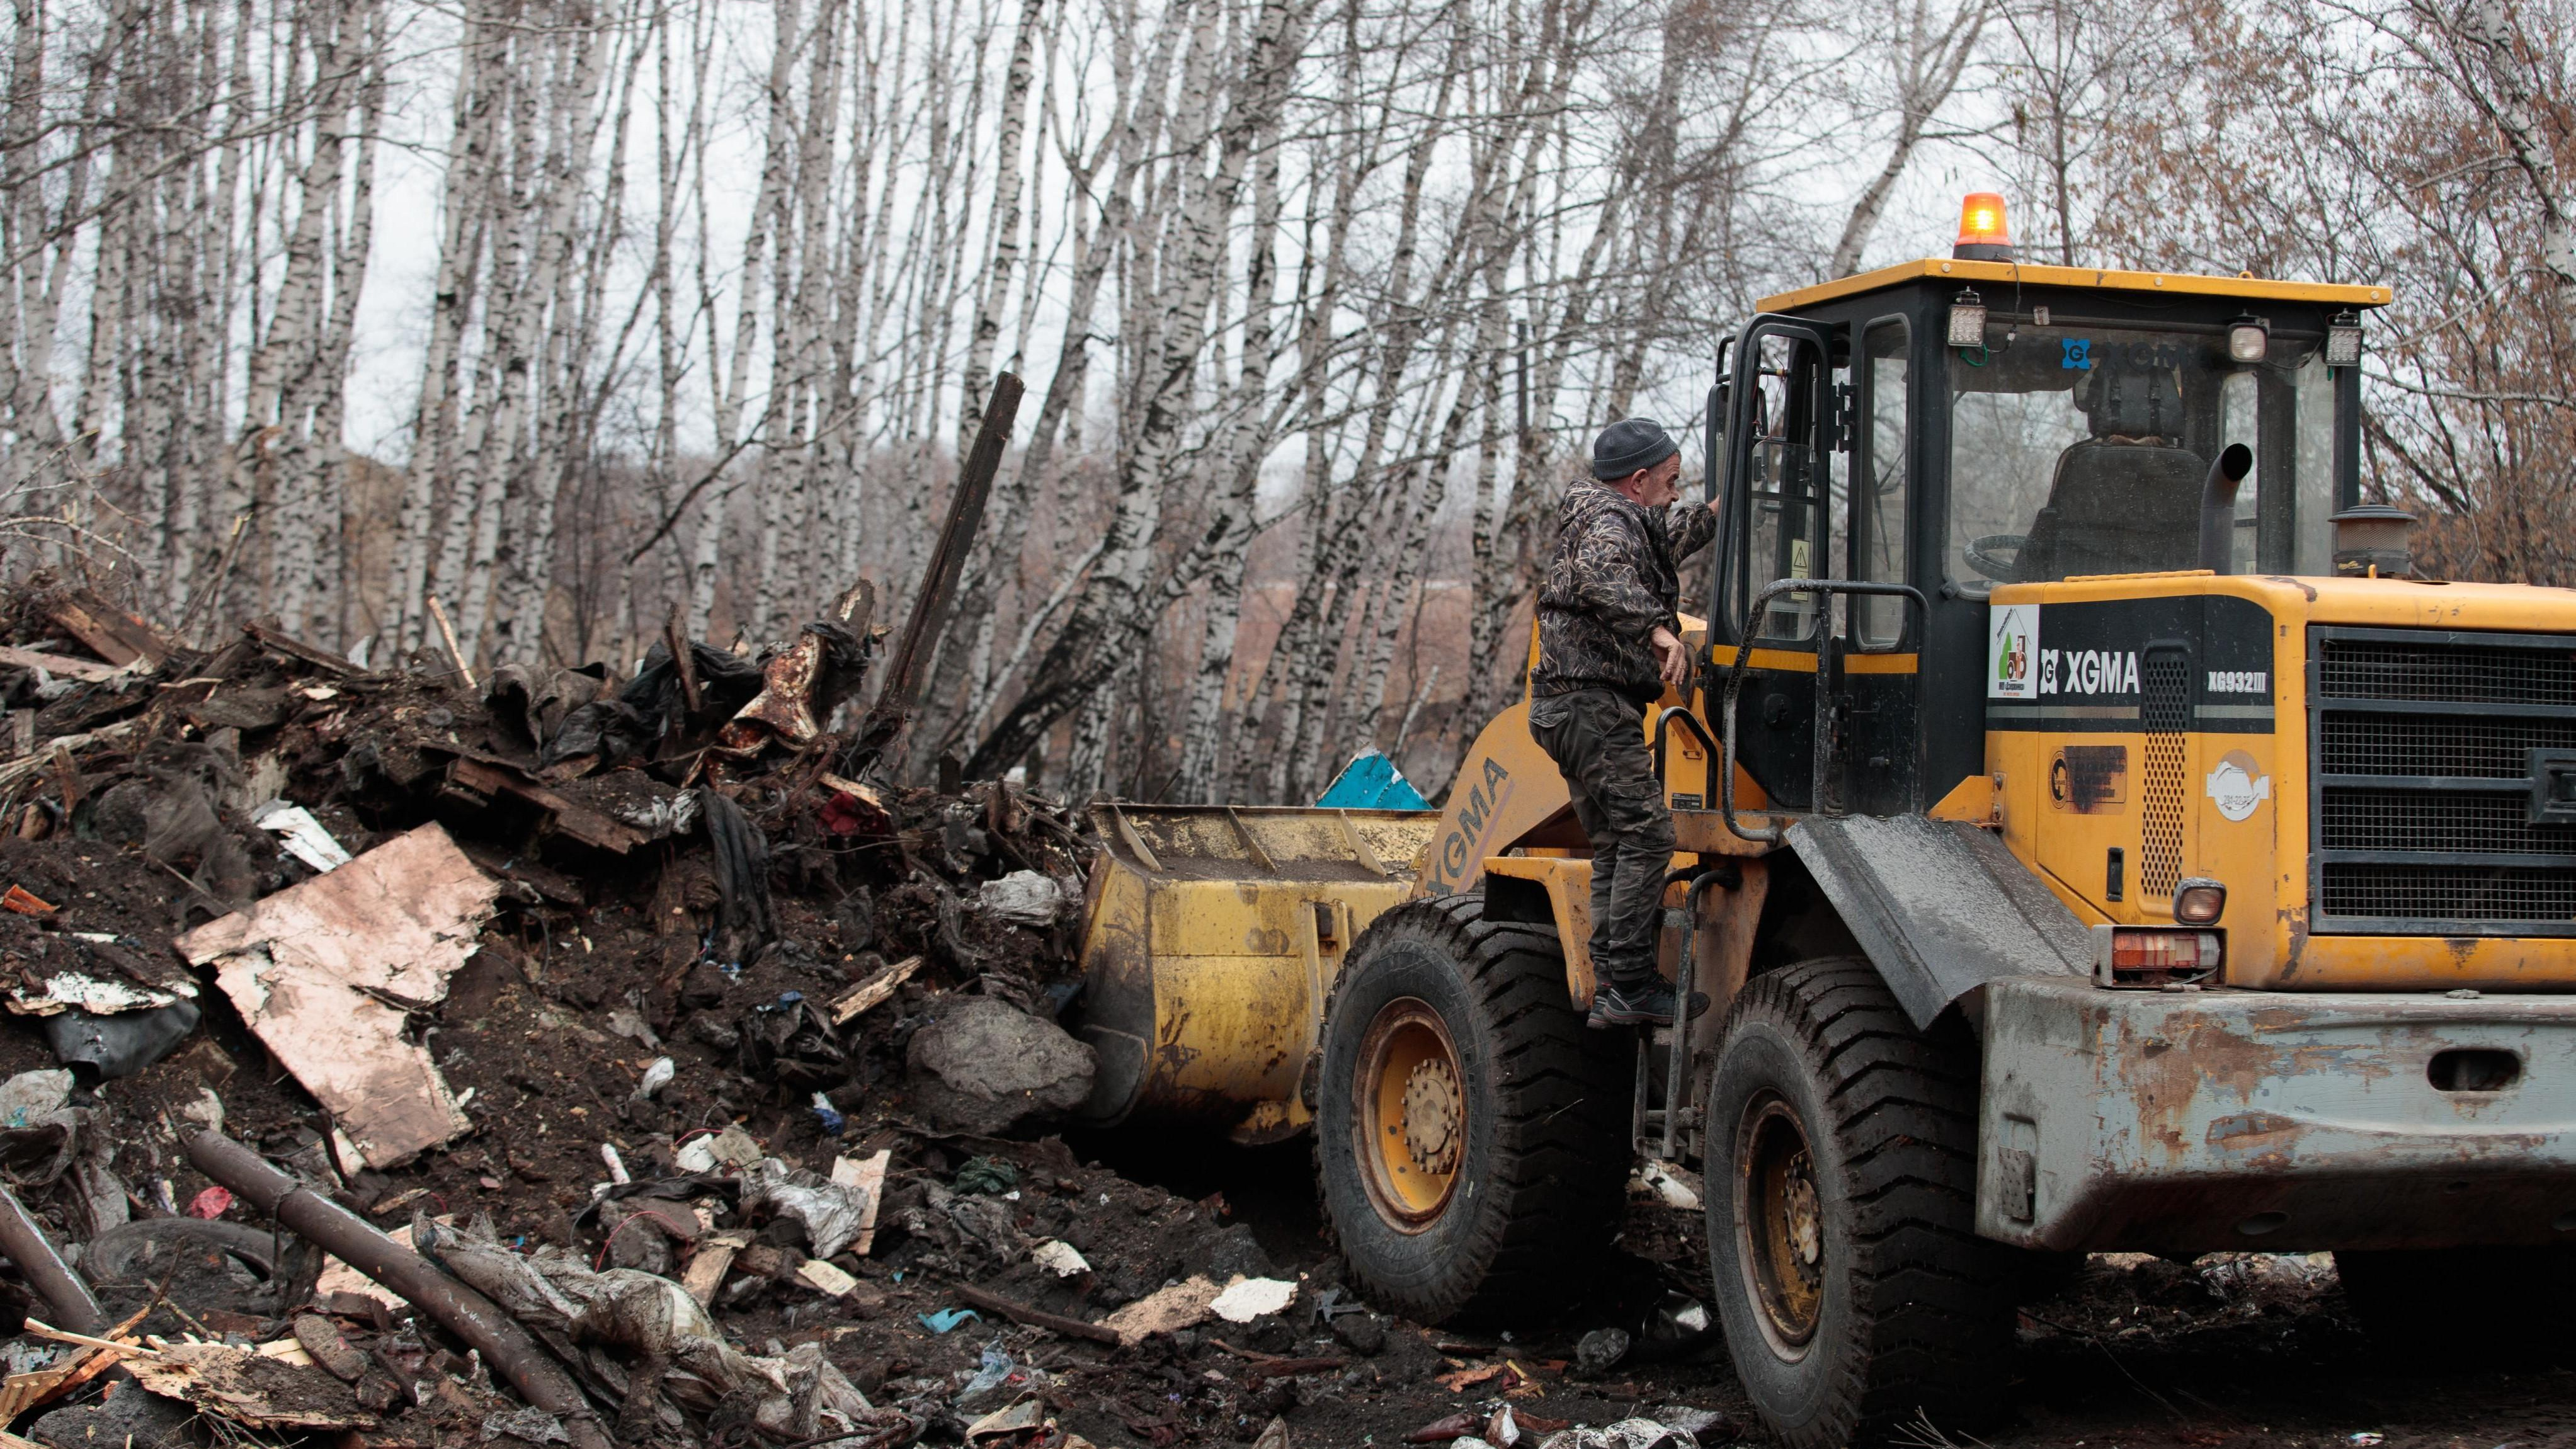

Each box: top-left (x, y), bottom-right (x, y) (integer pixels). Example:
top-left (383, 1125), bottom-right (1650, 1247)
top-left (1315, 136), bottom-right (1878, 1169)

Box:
top-left (1855, 318), bottom-right (1910, 647)
top-left (1945, 322), bottom-right (2336, 597)
top-left (1741, 331), bottom-right (1829, 640)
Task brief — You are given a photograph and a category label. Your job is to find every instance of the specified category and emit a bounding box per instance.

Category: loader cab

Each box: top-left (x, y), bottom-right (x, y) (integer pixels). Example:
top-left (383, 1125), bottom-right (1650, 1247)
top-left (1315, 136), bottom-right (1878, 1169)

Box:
top-left (1706, 255), bottom-right (2383, 821)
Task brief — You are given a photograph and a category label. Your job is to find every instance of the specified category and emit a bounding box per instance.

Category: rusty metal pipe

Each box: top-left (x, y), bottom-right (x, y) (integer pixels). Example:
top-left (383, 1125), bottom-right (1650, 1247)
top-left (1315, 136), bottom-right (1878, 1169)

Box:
top-left (0, 1182), bottom-right (101, 1334)
top-left (183, 1129), bottom-right (610, 1449)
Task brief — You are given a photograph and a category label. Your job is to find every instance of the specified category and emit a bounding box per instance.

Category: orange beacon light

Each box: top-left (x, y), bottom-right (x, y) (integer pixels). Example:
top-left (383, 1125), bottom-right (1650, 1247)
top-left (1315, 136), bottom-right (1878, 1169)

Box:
top-left (1954, 192), bottom-right (2015, 261)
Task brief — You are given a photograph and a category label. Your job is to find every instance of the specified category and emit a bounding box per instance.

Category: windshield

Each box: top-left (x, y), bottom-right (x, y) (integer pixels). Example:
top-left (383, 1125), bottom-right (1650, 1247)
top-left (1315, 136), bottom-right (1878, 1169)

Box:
top-left (1947, 322), bottom-right (2336, 597)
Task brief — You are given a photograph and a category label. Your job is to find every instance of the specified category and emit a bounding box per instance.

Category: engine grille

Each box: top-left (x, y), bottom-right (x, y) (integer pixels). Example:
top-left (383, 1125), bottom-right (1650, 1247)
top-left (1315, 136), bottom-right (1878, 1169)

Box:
top-left (2140, 648), bottom-right (2192, 899)
top-left (2323, 789), bottom-right (2576, 856)
top-left (2311, 627), bottom-right (2576, 935)
top-left (2318, 640), bottom-right (2576, 707)
top-left (2321, 865), bottom-right (2576, 923)
top-left (2320, 715), bottom-right (2576, 778)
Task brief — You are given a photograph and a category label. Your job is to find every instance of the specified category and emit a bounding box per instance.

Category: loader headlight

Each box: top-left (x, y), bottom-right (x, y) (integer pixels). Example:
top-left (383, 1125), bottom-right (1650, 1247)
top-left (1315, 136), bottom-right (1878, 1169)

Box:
top-left (2226, 315), bottom-right (2269, 364)
top-left (2093, 925), bottom-right (2222, 989)
top-left (2174, 878), bottom-right (2227, 924)
top-left (2325, 310), bottom-right (2365, 367)
top-left (1947, 288), bottom-right (1988, 348)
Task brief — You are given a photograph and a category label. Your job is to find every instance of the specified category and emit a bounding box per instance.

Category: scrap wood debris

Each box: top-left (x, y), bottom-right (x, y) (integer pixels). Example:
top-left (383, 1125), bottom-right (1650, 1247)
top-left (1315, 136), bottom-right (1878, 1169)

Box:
top-left (0, 573), bottom-right (1751, 1449)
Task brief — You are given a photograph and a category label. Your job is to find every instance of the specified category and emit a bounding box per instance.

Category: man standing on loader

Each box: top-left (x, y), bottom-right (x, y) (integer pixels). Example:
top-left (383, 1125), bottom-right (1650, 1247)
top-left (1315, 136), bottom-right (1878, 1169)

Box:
top-left (1529, 417), bottom-right (1721, 1028)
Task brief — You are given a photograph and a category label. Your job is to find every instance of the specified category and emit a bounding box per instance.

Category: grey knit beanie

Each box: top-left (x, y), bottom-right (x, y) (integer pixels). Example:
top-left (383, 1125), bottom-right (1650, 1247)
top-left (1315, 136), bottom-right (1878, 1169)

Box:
top-left (1592, 417), bottom-right (1678, 480)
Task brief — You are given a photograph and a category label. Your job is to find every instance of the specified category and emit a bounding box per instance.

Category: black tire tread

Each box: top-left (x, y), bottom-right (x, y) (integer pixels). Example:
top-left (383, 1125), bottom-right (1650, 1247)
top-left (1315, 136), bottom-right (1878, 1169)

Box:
top-left (1719, 956), bottom-right (2012, 1449)
top-left (1315, 894), bottom-right (1631, 1323)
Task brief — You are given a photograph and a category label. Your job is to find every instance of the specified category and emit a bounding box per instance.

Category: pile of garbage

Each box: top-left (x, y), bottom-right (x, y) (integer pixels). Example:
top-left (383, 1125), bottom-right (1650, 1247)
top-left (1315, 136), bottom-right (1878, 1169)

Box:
top-left (0, 578), bottom-right (1752, 1449)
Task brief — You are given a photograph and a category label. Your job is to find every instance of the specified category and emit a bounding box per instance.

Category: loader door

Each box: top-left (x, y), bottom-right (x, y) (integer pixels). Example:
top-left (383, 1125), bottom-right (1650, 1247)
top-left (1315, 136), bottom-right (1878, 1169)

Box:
top-left (1713, 315), bottom-right (1925, 817)
top-left (1714, 319), bottom-right (1833, 812)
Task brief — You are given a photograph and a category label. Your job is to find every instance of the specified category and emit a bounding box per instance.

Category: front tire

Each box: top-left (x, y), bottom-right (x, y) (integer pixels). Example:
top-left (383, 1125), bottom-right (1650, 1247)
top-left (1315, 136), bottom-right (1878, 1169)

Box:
top-left (1706, 958), bottom-right (2014, 1449)
top-left (1315, 895), bottom-right (1631, 1325)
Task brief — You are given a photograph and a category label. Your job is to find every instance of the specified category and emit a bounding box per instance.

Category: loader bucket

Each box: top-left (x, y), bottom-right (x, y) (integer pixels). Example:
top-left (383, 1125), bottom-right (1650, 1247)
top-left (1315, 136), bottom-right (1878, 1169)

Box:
top-left (1073, 803), bottom-right (1439, 1142)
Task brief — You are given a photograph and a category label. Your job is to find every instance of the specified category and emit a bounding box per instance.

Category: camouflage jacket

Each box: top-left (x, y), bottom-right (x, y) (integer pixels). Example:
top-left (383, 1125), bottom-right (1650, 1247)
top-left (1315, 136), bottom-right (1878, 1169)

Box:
top-left (1531, 482), bottom-right (1720, 703)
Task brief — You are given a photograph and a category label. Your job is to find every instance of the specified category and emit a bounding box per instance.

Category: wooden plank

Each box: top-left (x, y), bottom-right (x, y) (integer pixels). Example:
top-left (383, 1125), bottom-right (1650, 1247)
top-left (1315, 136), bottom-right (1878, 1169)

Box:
top-left (47, 593), bottom-right (169, 667)
top-left (0, 647), bottom-right (123, 683)
top-left (445, 759), bottom-right (645, 853)
top-left (828, 957), bottom-right (922, 1026)
top-left (244, 622), bottom-right (359, 677)
top-left (838, 1149), bottom-right (893, 1254)
top-left (678, 1230), bottom-right (750, 1307)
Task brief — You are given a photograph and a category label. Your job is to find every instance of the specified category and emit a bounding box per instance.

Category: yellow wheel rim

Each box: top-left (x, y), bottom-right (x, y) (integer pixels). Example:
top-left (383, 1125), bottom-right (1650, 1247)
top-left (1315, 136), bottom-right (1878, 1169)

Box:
top-left (1354, 998), bottom-right (1465, 1230)
top-left (1738, 1094), bottom-right (1825, 1351)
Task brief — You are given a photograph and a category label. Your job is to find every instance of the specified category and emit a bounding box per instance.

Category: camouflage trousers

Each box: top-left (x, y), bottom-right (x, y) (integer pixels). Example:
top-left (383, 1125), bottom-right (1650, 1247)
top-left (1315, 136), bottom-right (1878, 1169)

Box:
top-left (1527, 688), bottom-right (1674, 987)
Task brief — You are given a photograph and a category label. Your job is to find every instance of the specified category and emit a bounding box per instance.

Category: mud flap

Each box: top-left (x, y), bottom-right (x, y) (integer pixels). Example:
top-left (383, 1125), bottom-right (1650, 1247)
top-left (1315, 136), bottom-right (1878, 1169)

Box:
top-left (1785, 815), bottom-right (2088, 1029)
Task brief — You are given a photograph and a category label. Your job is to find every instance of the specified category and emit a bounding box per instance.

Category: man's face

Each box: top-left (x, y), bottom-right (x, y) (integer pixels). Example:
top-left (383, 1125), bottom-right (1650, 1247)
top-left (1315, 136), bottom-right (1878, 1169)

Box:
top-left (1624, 455), bottom-right (1684, 508)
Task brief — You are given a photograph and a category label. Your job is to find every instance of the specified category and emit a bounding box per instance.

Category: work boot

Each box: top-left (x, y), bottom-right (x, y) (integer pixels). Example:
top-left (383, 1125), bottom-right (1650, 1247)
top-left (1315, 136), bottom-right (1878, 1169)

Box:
top-left (1587, 979), bottom-right (1709, 1030)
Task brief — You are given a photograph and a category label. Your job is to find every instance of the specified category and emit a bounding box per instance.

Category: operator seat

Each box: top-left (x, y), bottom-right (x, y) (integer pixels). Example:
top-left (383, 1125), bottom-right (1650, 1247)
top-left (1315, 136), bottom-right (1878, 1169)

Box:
top-left (2017, 366), bottom-right (2207, 581)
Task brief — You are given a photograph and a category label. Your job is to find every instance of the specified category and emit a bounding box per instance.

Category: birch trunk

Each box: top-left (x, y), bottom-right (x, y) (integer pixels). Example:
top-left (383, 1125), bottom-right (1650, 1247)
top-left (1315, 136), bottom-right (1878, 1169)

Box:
top-left (966, 0), bottom-right (1308, 780)
top-left (955, 0), bottom-right (1041, 454)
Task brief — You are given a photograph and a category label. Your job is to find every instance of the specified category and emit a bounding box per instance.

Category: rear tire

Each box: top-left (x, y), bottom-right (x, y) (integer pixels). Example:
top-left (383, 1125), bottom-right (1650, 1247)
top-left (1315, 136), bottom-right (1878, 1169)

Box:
top-left (1315, 895), bottom-right (1631, 1325)
top-left (1706, 957), bottom-right (2014, 1449)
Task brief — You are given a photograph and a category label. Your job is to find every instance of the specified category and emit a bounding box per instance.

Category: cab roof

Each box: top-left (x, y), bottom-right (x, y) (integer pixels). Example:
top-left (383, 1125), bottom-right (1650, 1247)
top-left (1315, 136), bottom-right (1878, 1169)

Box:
top-left (1757, 258), bottom-right (2392, 314)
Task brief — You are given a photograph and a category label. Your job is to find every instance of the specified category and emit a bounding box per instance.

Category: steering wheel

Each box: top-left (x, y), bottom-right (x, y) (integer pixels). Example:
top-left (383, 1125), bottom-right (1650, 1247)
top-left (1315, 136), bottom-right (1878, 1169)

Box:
top-left (1964, 533), bottom-right (2027, 582)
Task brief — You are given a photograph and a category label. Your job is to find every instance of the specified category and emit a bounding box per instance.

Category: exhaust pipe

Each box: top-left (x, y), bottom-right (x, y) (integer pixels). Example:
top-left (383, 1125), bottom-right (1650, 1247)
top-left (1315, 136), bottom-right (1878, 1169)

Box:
top-left (2197, 443), bottom-right (2255, 574)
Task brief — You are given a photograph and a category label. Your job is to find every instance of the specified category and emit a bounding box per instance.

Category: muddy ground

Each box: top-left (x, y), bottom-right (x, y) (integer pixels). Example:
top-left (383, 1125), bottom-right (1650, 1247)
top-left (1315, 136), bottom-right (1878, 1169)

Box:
top-left (1047, 1131), bottom-right (2576, 1449)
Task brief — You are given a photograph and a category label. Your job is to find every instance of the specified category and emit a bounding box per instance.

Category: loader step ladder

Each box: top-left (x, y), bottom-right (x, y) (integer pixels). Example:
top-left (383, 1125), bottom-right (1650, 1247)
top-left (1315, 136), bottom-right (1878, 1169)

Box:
top-left (1632, 1018), bottom-right (1694, 1159)
top-left (1630, 874), bottom-right (1726, 1160)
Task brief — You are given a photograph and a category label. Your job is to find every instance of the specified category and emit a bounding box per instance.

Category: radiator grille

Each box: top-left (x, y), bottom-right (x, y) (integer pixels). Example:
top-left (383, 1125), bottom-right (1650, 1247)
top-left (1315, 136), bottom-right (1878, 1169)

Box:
top-left (2320, 715), bottom-right (2576, 778)
top-left (2321, 865), bottom-right (2576, 924)
top-left (2312, 627), bottom-right (2576, 935)
top-left (2322, 788), bottom-right (2576, 856)
top-left (2318, 638), bottom-right (2576, 707)
top-left (2140, 649), bottom-right (2191, 899)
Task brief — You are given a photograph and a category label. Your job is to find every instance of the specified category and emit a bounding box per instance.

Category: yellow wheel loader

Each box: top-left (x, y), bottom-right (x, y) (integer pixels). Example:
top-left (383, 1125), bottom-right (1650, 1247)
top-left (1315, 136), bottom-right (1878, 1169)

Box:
top-left (1069, 195), bottom-right (2576, 1446)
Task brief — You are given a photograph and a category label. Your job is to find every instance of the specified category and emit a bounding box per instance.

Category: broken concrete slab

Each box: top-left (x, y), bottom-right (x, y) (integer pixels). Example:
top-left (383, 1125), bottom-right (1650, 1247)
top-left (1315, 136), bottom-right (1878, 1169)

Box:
top-left (1099, 1275), bottom-right (1223, 1347)
top-left (1210, 1276), bottom-right (1299, 1323)
top-left (978, 869), bottom-right (1069, 928)
top-left (904, 995), bottom-right (1095, 1134)
top-left (176, 823), bottom-right (499, 1169)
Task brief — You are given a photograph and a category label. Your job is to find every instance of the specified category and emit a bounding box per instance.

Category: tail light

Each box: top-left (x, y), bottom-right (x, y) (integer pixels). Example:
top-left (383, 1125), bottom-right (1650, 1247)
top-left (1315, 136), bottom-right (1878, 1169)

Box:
top-left (2092, 926), bottom-right (2222, 989)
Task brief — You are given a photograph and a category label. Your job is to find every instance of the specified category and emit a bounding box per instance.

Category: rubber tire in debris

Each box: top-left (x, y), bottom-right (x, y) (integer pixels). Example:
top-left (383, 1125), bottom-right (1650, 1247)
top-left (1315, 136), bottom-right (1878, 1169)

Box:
top-left (2337, 1246), bottom-right (2576, 1360)
top-left (1314, 894), bottom-right (1630, 1326)
top-left (1705, 957), bottom-right (2014, 1449)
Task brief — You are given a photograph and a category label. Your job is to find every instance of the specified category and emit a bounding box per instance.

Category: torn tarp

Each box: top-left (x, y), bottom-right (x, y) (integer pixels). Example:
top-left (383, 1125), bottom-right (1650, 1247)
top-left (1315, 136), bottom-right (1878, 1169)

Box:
top-left (539, 640), bottom-right (765, 773)
top-left (175, 823), bottom-right (499, 1169)
top-left (738, 1157), bottom-right (870, 1260)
